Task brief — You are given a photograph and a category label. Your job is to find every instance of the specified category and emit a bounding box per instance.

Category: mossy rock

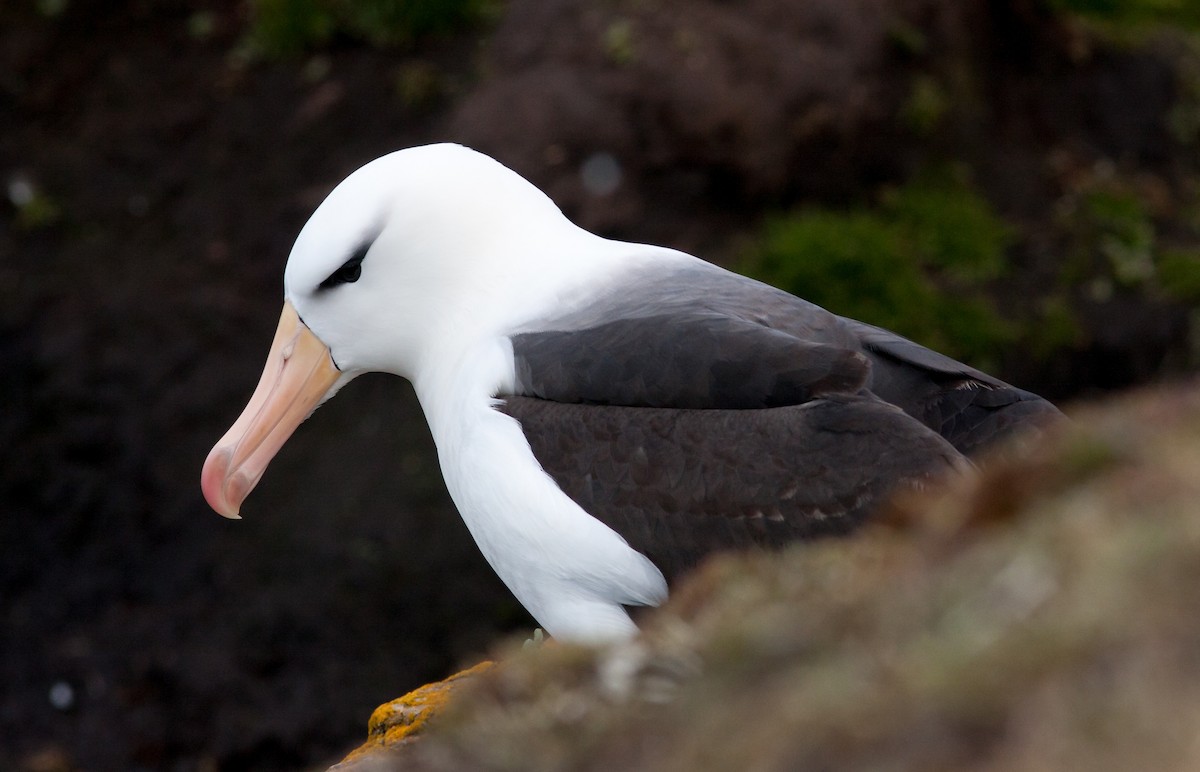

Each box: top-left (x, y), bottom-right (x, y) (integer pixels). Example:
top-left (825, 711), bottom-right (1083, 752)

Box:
top-left (339, 380), bottom-right (1200, 770)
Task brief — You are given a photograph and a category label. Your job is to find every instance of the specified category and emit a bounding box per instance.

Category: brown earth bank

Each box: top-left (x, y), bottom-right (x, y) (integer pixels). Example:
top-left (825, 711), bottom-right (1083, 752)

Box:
top-left (1, 0), bottom-right (1197, 769)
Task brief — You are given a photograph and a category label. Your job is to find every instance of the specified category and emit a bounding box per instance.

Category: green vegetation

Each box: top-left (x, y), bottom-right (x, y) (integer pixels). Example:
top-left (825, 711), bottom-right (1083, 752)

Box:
top-left (1159, 249), bottom-right (1200, 302)
top-left (244, 0), bottom-right (496, 58)
top-left (901, 75), bottom-right (949, 136)
top-left (603, 18), bottom-right (636, 65)
top-left (187, 11), bottom-right (217, 41)
top-left (393, 60), bottom-right (444, 108)
top-left (742, 159), bottom-right (1200, 372)
top-left (1051, 0), bottom-right (1200, 30)
top-left (35, 0), bottom-right (68, 17)
top-left (1074, 186), bottom-right (1156, 289)
top-left (886, 19), bottom-right (928, 57)
top-left (1059, 170), bottom-right (1200, 305)
top-left (1167, 45), bottom-right (1200, 146)
top-left (740, 171), bottom-right (1014, 368)
top-left (1054, 0), bottom-right (1200, 147)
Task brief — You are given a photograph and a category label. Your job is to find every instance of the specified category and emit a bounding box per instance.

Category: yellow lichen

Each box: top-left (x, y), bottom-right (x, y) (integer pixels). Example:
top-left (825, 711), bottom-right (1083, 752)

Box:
top-left (339, 660), bottom-right (495, 762)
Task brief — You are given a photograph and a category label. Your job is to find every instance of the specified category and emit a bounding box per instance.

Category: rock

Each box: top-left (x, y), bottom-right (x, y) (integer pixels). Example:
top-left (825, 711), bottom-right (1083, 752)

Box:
top-left (341, 380), bottom-right (1200, 771)
top-left (332, 661), bottom-right (495, 768)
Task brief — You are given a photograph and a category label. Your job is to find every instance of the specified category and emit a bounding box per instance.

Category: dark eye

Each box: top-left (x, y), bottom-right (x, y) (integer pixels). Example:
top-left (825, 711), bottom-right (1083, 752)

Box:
top-left (332, 261), bottom-right (362, 284)
top-left (318, 243), bottom-right (369, 291)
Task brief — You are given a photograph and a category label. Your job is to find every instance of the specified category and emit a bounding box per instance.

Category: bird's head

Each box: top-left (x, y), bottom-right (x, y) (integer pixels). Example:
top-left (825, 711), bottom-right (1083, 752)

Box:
top-left (201, 143), bottom-right (576, 519)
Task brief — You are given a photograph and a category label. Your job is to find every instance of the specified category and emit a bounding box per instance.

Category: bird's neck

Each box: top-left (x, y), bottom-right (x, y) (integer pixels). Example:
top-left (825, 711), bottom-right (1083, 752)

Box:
top-left (409, 340), bottom-right (666, 642)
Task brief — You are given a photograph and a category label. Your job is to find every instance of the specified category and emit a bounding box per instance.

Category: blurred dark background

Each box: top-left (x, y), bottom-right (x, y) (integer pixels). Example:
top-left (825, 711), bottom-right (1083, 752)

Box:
top-left (2, 0), bottom-right (1198, 769)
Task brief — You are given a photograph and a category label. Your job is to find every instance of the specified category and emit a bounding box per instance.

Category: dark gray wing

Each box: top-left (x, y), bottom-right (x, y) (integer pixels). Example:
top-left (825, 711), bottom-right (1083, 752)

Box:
top-left (843, 319), bottom-right (1064, 455)
top-left (512, 313), bottom-right (869, 409)
top-left (510, 260), bottom-right (1062, 456)
top-left (499, 394), bottom-right (964, 581)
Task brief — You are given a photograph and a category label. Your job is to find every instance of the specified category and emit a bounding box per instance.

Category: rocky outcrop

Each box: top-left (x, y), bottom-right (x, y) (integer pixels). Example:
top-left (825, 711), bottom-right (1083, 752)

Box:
top-left (339, 381), bottom-right (1200, 770)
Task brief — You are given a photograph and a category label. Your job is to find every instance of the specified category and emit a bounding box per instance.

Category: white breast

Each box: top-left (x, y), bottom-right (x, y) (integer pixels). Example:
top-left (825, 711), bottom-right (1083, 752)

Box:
top-left (413, 336), bottom-right (668, 642)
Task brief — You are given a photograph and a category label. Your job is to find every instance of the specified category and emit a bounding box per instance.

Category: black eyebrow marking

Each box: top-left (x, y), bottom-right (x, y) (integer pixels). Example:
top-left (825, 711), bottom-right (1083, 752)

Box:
top-left (317, 240), bottom-right (371, 291)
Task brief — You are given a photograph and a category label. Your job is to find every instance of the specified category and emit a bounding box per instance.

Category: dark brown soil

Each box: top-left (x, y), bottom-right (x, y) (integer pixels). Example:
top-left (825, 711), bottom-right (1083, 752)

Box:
top-left (2, 3), bottom-right (523, 769)
top-left (1, 1), bottom-right (1195, 769)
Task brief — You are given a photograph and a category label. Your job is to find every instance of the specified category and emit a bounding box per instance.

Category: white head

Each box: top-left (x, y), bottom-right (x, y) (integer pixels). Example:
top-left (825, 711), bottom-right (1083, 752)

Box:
top-left (283, 143), bottom-right (575, 380)
top-left (201, 144), bottom-right (591, 518)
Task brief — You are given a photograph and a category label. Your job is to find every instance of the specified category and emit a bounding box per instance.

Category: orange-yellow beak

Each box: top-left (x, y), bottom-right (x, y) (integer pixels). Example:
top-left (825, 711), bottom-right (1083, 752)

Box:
top-left (201, 301), bottom-right (341, 519)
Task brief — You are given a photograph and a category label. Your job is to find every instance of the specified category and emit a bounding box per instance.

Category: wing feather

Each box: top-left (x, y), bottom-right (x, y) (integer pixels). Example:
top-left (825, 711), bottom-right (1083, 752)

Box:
top-left (512, 314), bottom-right (869, 409)
top-left (510, 261), bottom-right (1063, 456)
top-left (498, 395), bottom-right (965, 581)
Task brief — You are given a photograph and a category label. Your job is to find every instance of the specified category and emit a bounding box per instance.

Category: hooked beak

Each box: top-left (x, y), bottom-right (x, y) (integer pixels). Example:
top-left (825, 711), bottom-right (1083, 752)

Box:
top-left (201, 301), bottom-right (342, 519)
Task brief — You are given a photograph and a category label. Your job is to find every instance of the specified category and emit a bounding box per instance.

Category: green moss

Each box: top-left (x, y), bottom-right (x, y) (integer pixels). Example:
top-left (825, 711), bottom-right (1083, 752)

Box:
top-left (1158, 249), bottom-right (1200, 301)
top-left (739, 171), bottom-right (1014, 366)
top-left (244, 0), bottom-right (496, 58)
top-left (901, 76), bottom-right (949, 136)
top-left (1059, 171), bottom-right (1200, 310)
top-left (1085, 188), bottom-right (1156, 287)
top-left (1030, 296), bottom-right (1084, 358)
top-left (1167, 45), bottom-right (1200, 146)
top-left (603, 18), bottom-right (636, 65)
top-left (187, 11), bottom-right (218, 41)
top-left (885, 172), bottom-right (1010, 283)
top-left (886, 20), bottom-right (928, 57)
top-left (1050, 0), bottom-right (1200, 31)
top-left (245, 0), bottom-right (334, 57)
top-left (35, 0), bottom-right (68, 18)
top-left (393, 60), bottom-right (445, 108)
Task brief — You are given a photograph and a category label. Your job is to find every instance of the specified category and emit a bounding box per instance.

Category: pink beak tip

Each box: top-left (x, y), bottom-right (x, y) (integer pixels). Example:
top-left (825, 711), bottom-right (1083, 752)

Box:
top-left (201, 447), bottom-right (244, 520)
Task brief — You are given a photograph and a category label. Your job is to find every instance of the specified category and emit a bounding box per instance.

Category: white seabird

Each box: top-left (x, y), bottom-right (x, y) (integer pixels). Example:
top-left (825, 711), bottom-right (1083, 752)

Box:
top-left (201, 143), bottom-right (1061, 642)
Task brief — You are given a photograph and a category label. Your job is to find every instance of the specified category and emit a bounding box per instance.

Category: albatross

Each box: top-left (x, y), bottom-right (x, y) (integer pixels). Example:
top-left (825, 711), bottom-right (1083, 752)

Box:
top-left (201, 143), bottom-right (1061, 642)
